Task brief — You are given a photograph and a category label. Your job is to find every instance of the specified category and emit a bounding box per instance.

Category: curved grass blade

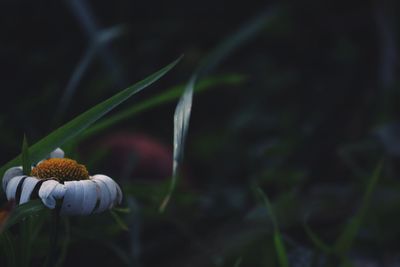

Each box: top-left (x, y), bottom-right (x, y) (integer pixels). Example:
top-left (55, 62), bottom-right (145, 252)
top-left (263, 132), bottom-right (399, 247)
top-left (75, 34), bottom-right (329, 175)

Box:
top-left (254, 186), bottom-right (289, 267)
top-left (82, 74), bottom-right (245, 139)
top-left (334, 160), bottom-right (384, 256)
top-left (233, 257), bottom-right (243, 267)
top-left (159, 76), bottom-right (195, 212)
top-left (0, 57), bottom-right (182, 180)
top-left (2, 200), bottom-right (45, 232)
top-left (110, 210), bottom-right (129, 231)
top-left (195, 7), bottom-right (279, 77)
top-left (160, 8), bottom-right (278, 212)
top-left (55, 25), bottom-right (126, 123)
top-left (303, 219), bottom-right (333, 254)
top-left (0, 231), bottom-right (17, 267)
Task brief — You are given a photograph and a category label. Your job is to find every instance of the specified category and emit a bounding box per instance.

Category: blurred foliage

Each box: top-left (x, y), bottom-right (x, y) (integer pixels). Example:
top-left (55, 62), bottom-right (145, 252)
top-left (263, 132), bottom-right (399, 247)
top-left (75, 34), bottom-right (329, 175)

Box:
top-left (2, 0), bottom-right (400, 266)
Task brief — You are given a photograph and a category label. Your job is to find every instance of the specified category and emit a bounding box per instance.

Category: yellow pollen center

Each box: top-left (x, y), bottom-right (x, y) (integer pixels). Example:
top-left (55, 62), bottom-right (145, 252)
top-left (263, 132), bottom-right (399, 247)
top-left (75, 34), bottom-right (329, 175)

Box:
top-left (31, 158), bottom-right (89, 181)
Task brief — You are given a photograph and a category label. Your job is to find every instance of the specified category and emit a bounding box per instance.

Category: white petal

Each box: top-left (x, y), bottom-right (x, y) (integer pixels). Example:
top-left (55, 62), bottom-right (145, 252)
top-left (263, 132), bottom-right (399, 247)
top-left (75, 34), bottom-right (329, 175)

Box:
top-left (80, 180), bottom-right (98, 215)
top-left (5, 176), bottom-right (26, 201)
top-left (50, 148), bottom-right (64, 159)
top-left (19, 177), bottom-right (40, 204)
top-left (92, 174), bottom-right (122, 206)
top-left (91, 177), bottom-right (112, 213)
top-left (60, 181), bottom-right (85, 215)
top-left (38, 180), bottom-right (66, 209)
top-left (3, 166), bottom-right (23, 190)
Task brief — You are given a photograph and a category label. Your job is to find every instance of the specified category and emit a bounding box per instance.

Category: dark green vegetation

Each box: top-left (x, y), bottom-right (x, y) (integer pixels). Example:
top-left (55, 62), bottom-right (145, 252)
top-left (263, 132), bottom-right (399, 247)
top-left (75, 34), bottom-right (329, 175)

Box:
top-left (1, 1), bottom-right (400, 266)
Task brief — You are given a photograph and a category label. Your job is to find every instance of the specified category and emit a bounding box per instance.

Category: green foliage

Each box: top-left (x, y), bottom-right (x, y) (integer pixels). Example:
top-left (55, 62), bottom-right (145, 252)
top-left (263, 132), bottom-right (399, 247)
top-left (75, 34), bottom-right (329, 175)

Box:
top-left (334, 161), bottom-right (384, 256)
top-left (0, 57), bottom-right (181, 180)
top-left (254, 186), bottom-right (289, 267)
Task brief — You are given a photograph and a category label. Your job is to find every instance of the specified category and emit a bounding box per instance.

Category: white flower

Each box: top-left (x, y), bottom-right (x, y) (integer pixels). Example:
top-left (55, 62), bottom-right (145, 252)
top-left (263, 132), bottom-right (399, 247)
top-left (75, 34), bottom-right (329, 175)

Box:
top-left (2, 148), bottom-right (122, 215)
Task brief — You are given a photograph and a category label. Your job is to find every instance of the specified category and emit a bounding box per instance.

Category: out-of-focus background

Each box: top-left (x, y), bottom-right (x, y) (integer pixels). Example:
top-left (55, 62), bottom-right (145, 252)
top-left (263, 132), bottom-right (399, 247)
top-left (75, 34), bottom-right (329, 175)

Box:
top-left (1, 0), bottom-right (400, 266)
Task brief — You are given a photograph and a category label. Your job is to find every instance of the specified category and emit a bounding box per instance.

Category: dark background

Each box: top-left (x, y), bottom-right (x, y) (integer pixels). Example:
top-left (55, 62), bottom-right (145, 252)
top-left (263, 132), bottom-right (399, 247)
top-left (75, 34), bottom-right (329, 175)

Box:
top-left (1, 0), bottom-right (400, 266)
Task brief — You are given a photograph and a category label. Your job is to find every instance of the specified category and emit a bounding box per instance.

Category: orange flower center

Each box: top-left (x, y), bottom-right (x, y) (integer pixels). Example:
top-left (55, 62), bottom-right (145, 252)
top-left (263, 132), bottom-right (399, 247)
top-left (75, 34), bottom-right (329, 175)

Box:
top-left (31, 158), bottom-right (89, 181)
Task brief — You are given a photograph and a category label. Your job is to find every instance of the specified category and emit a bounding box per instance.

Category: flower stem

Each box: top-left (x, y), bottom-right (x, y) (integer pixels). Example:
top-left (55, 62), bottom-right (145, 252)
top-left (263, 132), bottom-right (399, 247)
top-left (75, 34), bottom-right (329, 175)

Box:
top-left (46, 210), bottom-right (60, 267)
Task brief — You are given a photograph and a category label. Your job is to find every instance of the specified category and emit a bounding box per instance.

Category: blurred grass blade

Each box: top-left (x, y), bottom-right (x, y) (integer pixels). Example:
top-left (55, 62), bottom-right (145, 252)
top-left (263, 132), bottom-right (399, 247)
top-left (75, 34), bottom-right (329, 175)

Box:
top-left (303, 220), bottom-right (332, 254)
top-left (334, 160), bottom-right (384, 255)
top-left (82, 74), bottom-right (245, 139)
top-left (160, 76), bottom-right (195, 212)
top-left (196, 8), bottom-right (278, 77)
top-left (0, 231), bottom-right (17, 267)
top-left (3, 200), bottom-right (46, 232)
top-left (110, 210), bottom-right (129, 231)
top-left (254, 186), bottom-right (289, 267)
top-left (0, 57), bottom-right (181, 180)
top-left (273, 232), bottom-right (289, 267)
top-left (20, 217), bottom-right (33, 267)
top-left (55, 25), bottom-right (126, 122)
top-left (233, 257), bottom-right (243, 267)
top-left (22, 135), bottom-right (31, 175)
top-left (160, 9), bottom-right (277, 212)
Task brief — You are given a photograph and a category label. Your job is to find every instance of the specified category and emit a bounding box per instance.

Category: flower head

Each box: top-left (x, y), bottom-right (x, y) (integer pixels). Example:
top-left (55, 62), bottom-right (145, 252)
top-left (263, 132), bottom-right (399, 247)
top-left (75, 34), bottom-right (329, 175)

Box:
top-left (2, 148), bottom-right (122, 215)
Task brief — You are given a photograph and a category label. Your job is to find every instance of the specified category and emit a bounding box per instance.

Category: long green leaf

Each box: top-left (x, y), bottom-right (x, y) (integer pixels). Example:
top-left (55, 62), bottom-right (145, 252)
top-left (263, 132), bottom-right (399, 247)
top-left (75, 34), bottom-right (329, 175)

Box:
top-left (2, 200), bottom-right (45, 232)
top-left (159, 75), bottom-right (195, 212)
top-left (0, 57), bottom-right (181, 180)
top-left (82, 74), bottom-right (245, 139)
top-left (110, 210), bottom-right (129, 231)
top-left (254, 186), bottom-right (289, 267)
top-left (334, 160), bottom-right (384, 255)
top-left (160, 9), bottom-right (278, 211)
top-left (303, 220), bottom-right (333, 254)
top-left (0, 231), bottom-right (17, 267)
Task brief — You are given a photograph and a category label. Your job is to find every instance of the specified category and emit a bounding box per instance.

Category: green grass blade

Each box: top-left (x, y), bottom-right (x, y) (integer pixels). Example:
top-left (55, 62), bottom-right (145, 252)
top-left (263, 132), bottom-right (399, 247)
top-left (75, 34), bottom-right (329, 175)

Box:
top-left (110, 210), bottom-right (129, 231)
top-left (159, 76), bottom-right (195, 212)
top-left (254, 186), bottom-right (289, 267)
top-left (56, 218), bottom-right (71, 267)
top-left (303, 220), bottom-right (333, 254)
top-left (233, 257), bottom-right (243, 267)
top-left (0, 57), bottom-right (181, 180)
top-left (0, 231), bottom-right (17, 267)
top-left (334, 160), bottom-right (384, 256)
top-left (20, 218), bottom-right (33, 267)
top-left (22, 135), bottom-right (30, 176)
top-left (160, 9), bottom-right (277, 212)
top-left (273, 231), bottom-right (289, 267)
top-left (195, 8), bottom-right (279, 77)
top-left (3, 200), bottom-right (46, 232)
top-left (82, 74), bottom-right (245, 139)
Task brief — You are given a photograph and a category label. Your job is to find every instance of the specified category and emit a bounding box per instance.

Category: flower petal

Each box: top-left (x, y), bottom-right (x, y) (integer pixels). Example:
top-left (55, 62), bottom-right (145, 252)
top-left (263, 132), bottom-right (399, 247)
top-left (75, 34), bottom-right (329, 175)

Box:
top-left (5, 176), bottom-right (26, 201)
top-left (92, 174), bottom-right (122, 206)
top-left (80, 180), bottom-right (98, 215)
top-left (38, 180), bottom-right (66, 209)
top-left (50, 148), bottom-right (64, 159)
top-left (3, 167), bottom-right (23, 190)
top-left (60, 181), bottom-right (85, 215)
top-left (91, 177), bottom-right (112, 213)
top-left (19, 177), bottom-right (40, 204)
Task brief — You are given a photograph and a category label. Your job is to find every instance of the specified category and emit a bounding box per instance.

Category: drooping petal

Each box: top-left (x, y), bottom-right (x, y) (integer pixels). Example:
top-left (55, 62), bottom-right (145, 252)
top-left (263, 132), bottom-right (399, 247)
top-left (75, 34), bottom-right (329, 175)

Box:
top-left (80, 180), bottom-right (98, 215)
top-left (38, 180), bottom-right (66, 209)
top-left (60, 181), bottom-right (85, 215)
top-left (19, 177), bottom-right (40, 204)
top-left (50, 148), bottom-right (64, 159)
top-left (5, 176), bottom-right (26, 201)
top-left (91, 177), bottom-right (112, 213)
top-left (3, 167), bottom-right (23, 190)
top-left (92, 174), bottom-right (122, 206)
